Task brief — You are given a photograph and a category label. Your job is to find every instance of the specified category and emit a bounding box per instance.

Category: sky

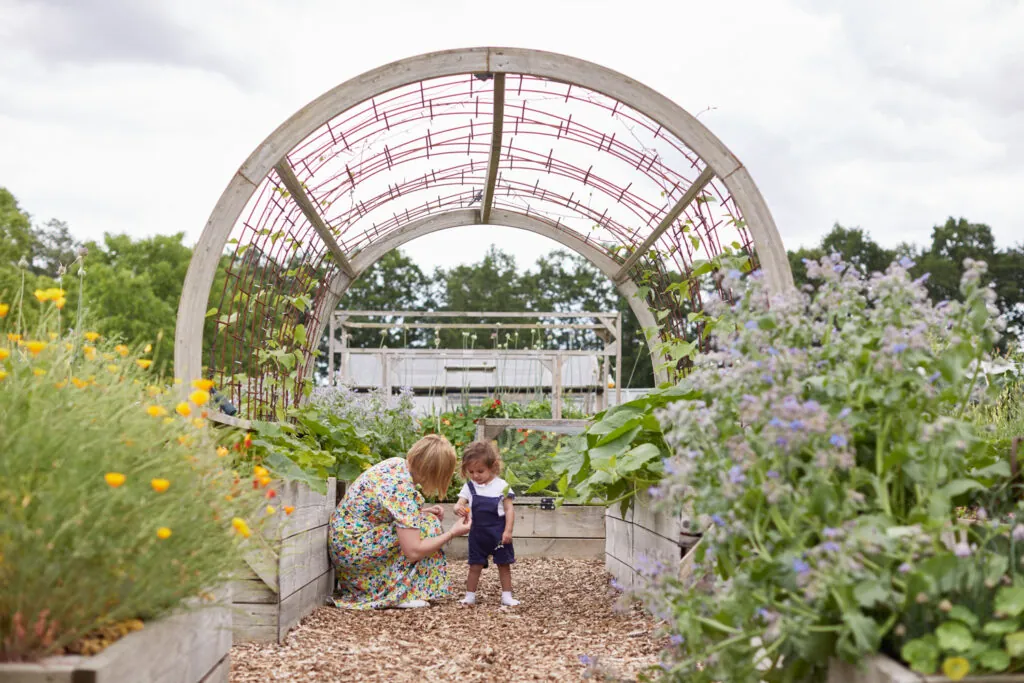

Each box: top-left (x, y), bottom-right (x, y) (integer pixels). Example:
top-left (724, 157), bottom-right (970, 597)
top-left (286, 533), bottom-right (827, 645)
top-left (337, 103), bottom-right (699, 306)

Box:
top-left (1, 0), bottom-right (1021, 273)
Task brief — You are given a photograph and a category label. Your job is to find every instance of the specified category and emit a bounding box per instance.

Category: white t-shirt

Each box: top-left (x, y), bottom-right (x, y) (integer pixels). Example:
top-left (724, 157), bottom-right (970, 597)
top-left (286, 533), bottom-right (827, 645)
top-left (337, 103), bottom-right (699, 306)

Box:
top-left (458, 477), bottom-right (515, 517)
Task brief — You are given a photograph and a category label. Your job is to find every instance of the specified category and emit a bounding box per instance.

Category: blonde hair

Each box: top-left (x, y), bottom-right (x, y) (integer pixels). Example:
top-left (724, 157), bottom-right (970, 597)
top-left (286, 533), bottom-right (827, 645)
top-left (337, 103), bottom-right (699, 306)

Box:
top-left (406, 434), bottom-right (458, 498)
top-left (461, 440), bottom-right (502, 477)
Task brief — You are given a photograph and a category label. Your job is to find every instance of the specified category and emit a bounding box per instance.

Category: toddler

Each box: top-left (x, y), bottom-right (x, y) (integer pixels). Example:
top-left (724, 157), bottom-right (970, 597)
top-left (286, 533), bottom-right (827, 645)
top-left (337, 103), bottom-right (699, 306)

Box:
top-left (453, 440), bottom-right (520, 606)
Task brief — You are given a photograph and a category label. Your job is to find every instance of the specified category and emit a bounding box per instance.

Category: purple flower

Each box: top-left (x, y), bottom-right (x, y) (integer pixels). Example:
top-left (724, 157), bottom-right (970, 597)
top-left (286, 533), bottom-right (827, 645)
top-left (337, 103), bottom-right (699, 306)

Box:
top-left (822, 542), bottom-right (841, 553)
top-left (838, 407), bottom-right (852, 419)
top-left (762, 374), bottom-right (775, 385)
top-left (610, 578), bottom-right (625, 591)
top-left (829, 434), bottom-right (847, 448)
top-left (891, 343), bottom-right (908, 354)
top-left (953, 542), bottom-right (972, 558)
top-left (789, 420), bottom-right (805, 431)
top-left (898, 562), bottom-right (912, 574)
top-left (669, 634), bottom-right (684, 646)
top-left (1013, 524), bottom-right (1024, 542)
top-left (648, 485), bottom-right (663, 499)
top-left (579, 655), bottom-right (594, 666)
top-left (823, 527), bottom-right (841, 539)
top-left (766, 470), bottom-right (780, 479)
top-left (899, 256), bottom-right (916, 269)
top-left (711, 514), bottom-right (726, 526)
top-left (664, 460), bottom-right (678, 475)
top-left (792, 558), bottom-right (810, 574)
top-left (928, 371), bottom-right (941, 384)
top-left (769, 417), bottom-right (784, 427)
top-left (728, 465), bottom-right (746, 484)
top-left (913, 273), bottom-right (931, 285)
top-left (745, 320), bottom-right (759, 330)
top-left (768, 347), bottom-right (780, 356)
top-left (776, 436), bottom-right (788, 447)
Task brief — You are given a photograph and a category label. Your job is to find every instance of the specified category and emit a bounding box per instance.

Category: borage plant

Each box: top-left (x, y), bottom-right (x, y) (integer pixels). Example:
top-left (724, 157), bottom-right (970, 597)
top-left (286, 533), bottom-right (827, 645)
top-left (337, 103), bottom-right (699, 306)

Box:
top-left (631, 256), bottom-right (1009, 681)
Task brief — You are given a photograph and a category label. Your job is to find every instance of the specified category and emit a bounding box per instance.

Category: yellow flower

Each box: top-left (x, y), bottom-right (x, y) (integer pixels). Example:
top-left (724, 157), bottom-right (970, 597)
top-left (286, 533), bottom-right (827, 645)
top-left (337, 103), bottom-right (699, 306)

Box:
top-left (216, 446), bottom-right (229, 458)
top-left (55, 380), bottom-right (67, 388)
top-left (173, 377), bottom-right (182, 385)
top-left (942, 657), bottom-right (970, 680)
top-left (0, 303), bottom-right (8, 318)
top-left (136, 359), bottom-right (153, 370)
top-left (114, 344), bottom-right (129, 357)
top-left (265, 505), bottom-right (276, 515)
top-left (231, 517), bottom-right (251, 538)
top-left (146, 405), bottom-right (168, 418)
top-left (106, 364), bottom-right (119, 374)
top-left (83, 345), bottom-right (97, 360)
top-left (48, 332), bottom-right (59, 340)
top-left (192, 418), bottom-right (206, 430)
top-left (177, 435), bottom-right (192, 446)
top-left (84, 331), bottom-right (100, 342)
top-left (253, 466), bottom-right (269, 478)
top-left (64, 343), bottom-right (73, 351)
top-left (102, 352), bottom-right (115, 361)
top-left (162, 417), bottom-right (175, 425)
top-left (175, 402), bottom-right (192, 417)
top-left (54, 297), bottom-right (66, 309)
top-left (0, 349), bottom-right (8, 361)
top-left (24, 340), bottom-right (47, 356)
top-left (44, 288), bottom-right (64, 301)
top-left (0, 370), bottom-right (7, 382)
top-left (32, 368), bottom-right (46, 377)
top-left (150, 478), bottom-right (171, 493)
top-left (34, 289), bottom-right (49, 303)
top-left (146, 385), bottom-right (162, 397)
top-left (156, 527), bottom-right (172, 540)
top-left (71, 376), bottom-right (88, 389)
top-left (284, 506), bottom-right (295, 515)
top-left (144, 343), bottom-right (152, 353)
top-left (104, 472), bottom-right (126, 488)
top-left (189, 389), bottom-right (210, 406)
top-left (191, 379), bottom-right (215, 391)
top-left (258, 475), bottom-right (272, 488)
top-left (7, 333), bottom-right (21, 342)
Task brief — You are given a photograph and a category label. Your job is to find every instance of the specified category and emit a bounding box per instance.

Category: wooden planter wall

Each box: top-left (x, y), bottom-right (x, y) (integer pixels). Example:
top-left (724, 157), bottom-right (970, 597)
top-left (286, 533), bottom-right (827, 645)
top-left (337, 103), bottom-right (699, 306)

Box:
top-left (0, 587), bottom-right (231, 683)
top-left (605, 492), bottom-right (699, 588)
top-left (232, 478), bottom-right (336, 643)
top-left (440, 497), bottom-right (605, 559)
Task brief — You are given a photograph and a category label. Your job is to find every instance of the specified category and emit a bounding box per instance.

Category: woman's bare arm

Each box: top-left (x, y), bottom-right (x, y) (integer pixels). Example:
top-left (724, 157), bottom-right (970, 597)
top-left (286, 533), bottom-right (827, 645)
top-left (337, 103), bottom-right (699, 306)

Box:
top-left (397, 515), bottom-right (471, 562)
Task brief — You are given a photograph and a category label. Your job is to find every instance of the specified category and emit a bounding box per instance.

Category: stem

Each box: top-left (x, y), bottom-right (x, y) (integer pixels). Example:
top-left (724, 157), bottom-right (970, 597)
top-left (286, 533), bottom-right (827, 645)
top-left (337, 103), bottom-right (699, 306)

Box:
top-left (957, 358), bottom-right (983, 419)
top-left (695, 616), bottom-right (741, 635)
top-left (876, 415), bottom-right (893, 516)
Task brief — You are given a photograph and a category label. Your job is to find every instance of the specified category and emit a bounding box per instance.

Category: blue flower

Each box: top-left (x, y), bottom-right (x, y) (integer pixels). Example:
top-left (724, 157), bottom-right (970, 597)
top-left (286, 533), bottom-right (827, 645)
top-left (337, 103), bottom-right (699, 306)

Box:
top-left (823, 527), bottom-right (841, 539)
top-left (789, 419), bottom-right (805, 431)
top-left (792, 558), bottom-right (810, 574)
top-left (745, 320), bottom-right (759, 330)
top-left (610, 578), bottom-right (625, 590)
top-left (766, 470), bottom-right (780, 479)
top-left (579, 655), bottom-right (594, 666)
top-left (899, 256), bottom-right (916, 269)
top-left (822, 541), bottom-right (841, 553)
top-left (728, 465), bottom-right (746, 484)
top-left (829, 434), bottom-right (847, 448)
top-left (776, 436), bottom-right (789, 447)
top-left (838, 407), bottom-right (852, 419)
top-left (669, 634), bottom-right (685, 646)
top-left (768, 346), bottom-right (780, 356)
top-left (769, 417), bottom-right (784, 427)
top-left (648, 486), bottom-right (663, 499)
top-left (711, 514), bottom-right (726, 526)
top-left (898, 562), bottom-right (912, 574)
top-left (727, 269), bottom-right (742, 280)
top-left (664, 460), bottom-right (677, 475)
top-left (913, 273), bottom-right (931, 285)
top-left (762, 374), bottom-right (775, 385)
top-left (891, 343), bottom-right (908, 354)
top-left (928, 371), bottom-right (941, 384)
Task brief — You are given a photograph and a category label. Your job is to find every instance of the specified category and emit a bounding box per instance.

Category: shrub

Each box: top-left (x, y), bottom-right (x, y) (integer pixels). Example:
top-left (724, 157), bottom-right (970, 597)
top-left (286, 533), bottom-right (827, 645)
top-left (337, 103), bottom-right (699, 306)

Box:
top-left (0, 306), bottom-right (264, 661)
top-left (633, 256), bottom-right (1009, 680)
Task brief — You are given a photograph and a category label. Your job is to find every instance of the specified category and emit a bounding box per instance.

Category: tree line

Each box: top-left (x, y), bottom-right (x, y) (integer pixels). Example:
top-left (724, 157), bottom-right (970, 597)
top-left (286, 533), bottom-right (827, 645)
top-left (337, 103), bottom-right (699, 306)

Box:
top-left (2, 185), bottom-right (1021, 390)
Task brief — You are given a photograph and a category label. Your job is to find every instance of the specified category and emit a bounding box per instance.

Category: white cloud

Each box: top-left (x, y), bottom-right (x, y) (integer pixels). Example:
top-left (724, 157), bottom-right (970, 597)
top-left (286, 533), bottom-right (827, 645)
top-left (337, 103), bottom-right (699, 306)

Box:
top-left (0, 0), bottom-right (1021, 275)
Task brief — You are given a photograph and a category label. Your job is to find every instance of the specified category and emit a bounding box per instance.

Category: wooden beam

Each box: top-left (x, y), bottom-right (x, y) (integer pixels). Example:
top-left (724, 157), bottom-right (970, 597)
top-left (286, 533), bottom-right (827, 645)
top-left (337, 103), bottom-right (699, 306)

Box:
top-left (613, 165), bottom-right (716, 283)
top-left (331, 310), bottom-right (614, 319)
top-left (480, 73), bottom-right (506, 224)
top-left (274, 161), bottom-right (356, 279)
top-left (342, 321), bottom-right (608, 331)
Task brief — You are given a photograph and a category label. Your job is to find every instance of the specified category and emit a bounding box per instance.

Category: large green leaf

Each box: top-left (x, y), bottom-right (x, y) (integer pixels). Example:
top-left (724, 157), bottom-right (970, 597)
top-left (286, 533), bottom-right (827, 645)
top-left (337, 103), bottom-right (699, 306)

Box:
top-left (996, 586), bottom-right (1024, 618)
top-left (264, 451), bottom-right (328, 494)
top-left (936, 621), bottom-right (974, 653)
top-left (589, 426), bottom-right (641, 464)
top-left (618, 443), bottom-right (662, 473)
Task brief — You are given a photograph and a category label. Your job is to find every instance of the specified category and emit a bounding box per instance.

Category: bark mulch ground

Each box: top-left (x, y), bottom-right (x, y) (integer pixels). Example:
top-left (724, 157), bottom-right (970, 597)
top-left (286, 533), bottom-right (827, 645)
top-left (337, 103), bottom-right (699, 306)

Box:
top-left (230, 557), bottom-right (662, 682)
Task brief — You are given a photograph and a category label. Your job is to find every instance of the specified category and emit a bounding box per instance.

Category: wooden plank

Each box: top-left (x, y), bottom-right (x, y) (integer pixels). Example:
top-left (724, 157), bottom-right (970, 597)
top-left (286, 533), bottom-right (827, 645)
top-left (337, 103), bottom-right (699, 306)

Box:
top-left (278, 525), bottom-right (330, 599)
top-left (474, 418), bottom-right (590, 435)
top-left (605, 552), bottom-right (635, 590)
top-left (231, 603), bottom-right (278, 643)
top-left (241, 543), bottom-right (279, 594)
top-left (278, 570), bottom-right (334, 641)
top-left (232, 578), bottom-right (278, 604)
top-left (198, 655), bottom-right (230, 683)
top-left (444, 536), bottom-right (603, 560)
top-left (274, 161), bottom-right (355, 279)
top-left (605, 515), bottom-right (633, 570)
top-left (333, 310), bottom-right (614, 319)
top-left (632, 496), bottom-right (682, 542)
top-left (632, 525), bottom-right (683, 567)
top-left (439, 505), bottom-right (604, 538)
top-left (480, 72), bottom-right (505, 224)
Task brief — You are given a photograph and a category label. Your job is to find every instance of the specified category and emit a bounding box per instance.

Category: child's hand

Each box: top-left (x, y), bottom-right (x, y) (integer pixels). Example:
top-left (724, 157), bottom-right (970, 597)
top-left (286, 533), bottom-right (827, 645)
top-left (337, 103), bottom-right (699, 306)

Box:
top-left (454, 504), bottom-right (469, 519)
top-left (501, 530), bottom-right (513, 545)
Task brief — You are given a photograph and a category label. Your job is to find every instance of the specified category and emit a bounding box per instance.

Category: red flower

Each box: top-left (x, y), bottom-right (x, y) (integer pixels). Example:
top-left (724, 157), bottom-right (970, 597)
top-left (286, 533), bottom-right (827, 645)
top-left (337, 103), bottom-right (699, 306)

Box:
top-left (266, 489), bottom-right (277, 499)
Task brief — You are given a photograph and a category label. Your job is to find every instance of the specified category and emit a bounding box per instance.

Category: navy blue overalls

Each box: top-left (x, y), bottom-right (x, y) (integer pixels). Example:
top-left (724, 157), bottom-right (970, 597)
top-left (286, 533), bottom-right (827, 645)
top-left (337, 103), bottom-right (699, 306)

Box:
top-left (466, 481), bottom-right (515, 567)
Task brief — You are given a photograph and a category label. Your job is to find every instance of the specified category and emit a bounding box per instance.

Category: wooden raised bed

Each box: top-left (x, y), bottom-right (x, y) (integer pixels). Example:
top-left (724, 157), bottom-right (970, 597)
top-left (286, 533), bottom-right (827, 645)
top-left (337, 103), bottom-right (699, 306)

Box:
top-left (605, 492), bottom-right (699, 588)
top-left (0, 587), bottom-right (231, 683)
top-left (232, 478), bottom-right (336, 643)
top-left (440, 497), bottom-right (605, 559)
top-left (828, 655), bottom-right (1024, 682)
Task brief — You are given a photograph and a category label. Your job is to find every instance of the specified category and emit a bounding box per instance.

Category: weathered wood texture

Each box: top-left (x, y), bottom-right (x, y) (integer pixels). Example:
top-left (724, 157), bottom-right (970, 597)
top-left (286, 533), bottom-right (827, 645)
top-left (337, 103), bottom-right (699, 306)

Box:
top-left (827, 655), bottom-right (1024, 682)
top-left (605, 494), bottom-right (693, 587)
top-left (0, 588), bottom-right (231, 683)
top-left (440, 502), bottom-right (604, 560)
top-left (231, 478), bottom-right (336, 643)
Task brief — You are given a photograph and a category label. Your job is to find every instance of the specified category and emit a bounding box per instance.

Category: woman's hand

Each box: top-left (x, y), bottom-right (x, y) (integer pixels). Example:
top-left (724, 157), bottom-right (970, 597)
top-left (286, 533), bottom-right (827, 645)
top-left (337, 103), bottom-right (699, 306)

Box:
top-left (423, 505), bottom-right (444, 522)
top-left (450, 515), bottom-right (472, 537)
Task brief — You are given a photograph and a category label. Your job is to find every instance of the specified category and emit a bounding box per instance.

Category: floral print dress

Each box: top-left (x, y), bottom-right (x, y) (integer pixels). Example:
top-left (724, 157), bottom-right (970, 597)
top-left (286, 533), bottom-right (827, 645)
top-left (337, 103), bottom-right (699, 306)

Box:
top-left (328, 457), bottom-right (450, 609)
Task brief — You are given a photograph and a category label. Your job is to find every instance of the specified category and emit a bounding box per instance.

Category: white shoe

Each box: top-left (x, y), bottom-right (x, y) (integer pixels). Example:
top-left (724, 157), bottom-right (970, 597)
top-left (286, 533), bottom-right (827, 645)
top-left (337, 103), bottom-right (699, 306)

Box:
top-left (397, 599), bottom-right (429, 609)
top-left (501, 596), bottom-right (520, 607)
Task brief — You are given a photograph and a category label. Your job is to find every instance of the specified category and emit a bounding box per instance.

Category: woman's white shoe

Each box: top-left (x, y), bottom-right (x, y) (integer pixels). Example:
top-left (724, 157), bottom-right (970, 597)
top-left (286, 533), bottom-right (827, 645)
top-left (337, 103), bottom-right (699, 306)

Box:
top-left (396, 599), bottom-right (429, 609)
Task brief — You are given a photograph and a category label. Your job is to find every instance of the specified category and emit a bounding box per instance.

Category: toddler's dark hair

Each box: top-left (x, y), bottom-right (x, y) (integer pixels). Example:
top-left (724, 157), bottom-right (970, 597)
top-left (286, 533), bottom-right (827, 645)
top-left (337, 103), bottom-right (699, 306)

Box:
top-left (461, 440), bottom-right (503, 477)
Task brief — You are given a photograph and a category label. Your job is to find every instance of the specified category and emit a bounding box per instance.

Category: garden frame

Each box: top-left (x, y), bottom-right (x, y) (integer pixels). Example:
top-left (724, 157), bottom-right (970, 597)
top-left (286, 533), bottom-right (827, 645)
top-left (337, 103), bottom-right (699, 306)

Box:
top-left (175, 46), bottom-right (794, 421)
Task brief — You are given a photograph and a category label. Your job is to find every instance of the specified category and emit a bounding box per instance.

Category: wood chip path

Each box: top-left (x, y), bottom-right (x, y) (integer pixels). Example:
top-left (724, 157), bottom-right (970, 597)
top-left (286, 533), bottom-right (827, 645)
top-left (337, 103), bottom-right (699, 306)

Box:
top-left (230, 558), bottom-right (661, 682)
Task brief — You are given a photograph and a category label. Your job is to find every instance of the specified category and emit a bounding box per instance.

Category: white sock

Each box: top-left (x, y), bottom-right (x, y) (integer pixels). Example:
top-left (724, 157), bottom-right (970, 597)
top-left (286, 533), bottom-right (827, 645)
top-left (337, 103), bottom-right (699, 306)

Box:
top-left (460, 591), bottom-right (476, 605)
top-left (501, 591), bottom-right (520, 606)
top-left (397, 599), bottom-right (428, 609)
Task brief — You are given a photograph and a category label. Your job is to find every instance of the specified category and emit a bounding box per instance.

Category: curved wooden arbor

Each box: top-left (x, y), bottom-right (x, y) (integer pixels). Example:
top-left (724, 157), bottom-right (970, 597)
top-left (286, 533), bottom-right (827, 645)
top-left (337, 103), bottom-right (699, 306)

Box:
top-left (175, 47), bottom-right (794, 419)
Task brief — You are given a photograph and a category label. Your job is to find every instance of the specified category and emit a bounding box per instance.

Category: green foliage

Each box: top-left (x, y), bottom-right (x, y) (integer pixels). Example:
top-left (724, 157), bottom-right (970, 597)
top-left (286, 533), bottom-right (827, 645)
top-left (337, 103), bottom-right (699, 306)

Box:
top-left (0, 312), bottom-right (264, 661)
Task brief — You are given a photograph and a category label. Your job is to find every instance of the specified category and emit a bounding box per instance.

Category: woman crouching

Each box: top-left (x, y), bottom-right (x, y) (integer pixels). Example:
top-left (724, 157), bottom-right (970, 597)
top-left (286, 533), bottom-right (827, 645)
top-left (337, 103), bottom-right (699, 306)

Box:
top-left (328, 434), bottom-right (471, 609)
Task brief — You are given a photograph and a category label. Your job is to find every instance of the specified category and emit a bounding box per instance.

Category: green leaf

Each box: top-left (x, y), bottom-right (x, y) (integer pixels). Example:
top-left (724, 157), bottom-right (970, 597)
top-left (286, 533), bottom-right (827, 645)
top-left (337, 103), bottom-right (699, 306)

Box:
top-left (589, 426), bottom-right (641, 463)
top-left (940, 478), bottom-right (985, 498)
top-left (205, 307), bottom-right (218, 318)
top-left (982, 621), bottom-right (1019, 636)
top-left (263, 451), bottom-right (328, 494)
top-left (526, 478), bottom-right (554, 494)
top-left (618, 443), bottom-right (662, 473)
top-left (901, 638), bottom-right (939, 675)
top-left (973, 461), bottom-right (1011, 479)
top-left (1006, 631), bottom-right (1024, 658)
top-left (936, 621), bottom-right (974, 653)
top-left (996, 586), bottom-right (1024, 617)
top-left (978, 649), bottom-right (1010, 672)
top-left (293, 323), bottom-right (307, 346)
top-left (947, 606), bottom-right (979, 630)
top-left (853, 580), bottom-right (888, 608)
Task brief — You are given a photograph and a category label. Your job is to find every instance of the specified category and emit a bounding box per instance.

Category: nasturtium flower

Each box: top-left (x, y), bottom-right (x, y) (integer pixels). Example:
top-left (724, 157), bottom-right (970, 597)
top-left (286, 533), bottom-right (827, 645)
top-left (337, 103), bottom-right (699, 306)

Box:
top-left (192, 418), bottom-right (206, 430)
top-left (265, 505), bottom-right (276, 515)
top-left (0, 303), bottom-right (8, 318)
top-left (136, 359), bottom-right (153, 369)
top-left (150, 478), bottom-right (171, 493)
top-left (284, 506), bottom-right (295, 515)
top-left (156, 527), bottom-right (172, 540)
top-left (147, 405), bottom-right (168, 418)
top-left (191, 379), bottom-right (215, 391)
top-left (105, 472), bottom-right (126, 488)
top-left (231, 517), bottom-right (251, 538)
top-left (266, 489), bottom-right (277, 499)
top-left (942, 657), bottom-right (970, 680)
top-left (257, 476), bottom-right (272, 488)
top-left (55, 380), bottom-right (67, 388)
top-left (84, 331), bottom-right (100, 342)
top-left (175, 402), bottom-right (192, 417)
top-left (177, 435), bottom-right (192, 446)
top-left (24, 340), bottom-right (47, 356)
top-left (0, 348), bottom-right (9, 360)
top-left (253, 466), bottom-right (269, 478)
top-left (216, 446), bottom-right (229, 458)
top-left (189, 389), bottom-right (210, 406)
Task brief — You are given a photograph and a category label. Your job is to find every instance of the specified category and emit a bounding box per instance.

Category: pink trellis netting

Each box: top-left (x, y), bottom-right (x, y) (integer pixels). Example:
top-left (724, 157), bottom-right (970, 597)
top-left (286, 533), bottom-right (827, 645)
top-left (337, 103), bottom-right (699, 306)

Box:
top-left (176, 48), bottom-right (793, 420)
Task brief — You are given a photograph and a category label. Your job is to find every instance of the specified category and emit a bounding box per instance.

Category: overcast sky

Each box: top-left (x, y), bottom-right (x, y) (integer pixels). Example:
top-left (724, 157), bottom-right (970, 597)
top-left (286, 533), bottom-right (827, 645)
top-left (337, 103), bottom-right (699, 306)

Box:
top-left (1, 0), bottom-right (1021, 272)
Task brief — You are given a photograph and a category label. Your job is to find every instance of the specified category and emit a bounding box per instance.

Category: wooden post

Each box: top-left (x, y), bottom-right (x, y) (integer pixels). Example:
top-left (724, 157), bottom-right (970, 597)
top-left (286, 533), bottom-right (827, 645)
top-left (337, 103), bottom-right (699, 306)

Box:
top-left (616, 311), bottom-right (623, 406)
top-left (552, 355), bottom-right (563, 420)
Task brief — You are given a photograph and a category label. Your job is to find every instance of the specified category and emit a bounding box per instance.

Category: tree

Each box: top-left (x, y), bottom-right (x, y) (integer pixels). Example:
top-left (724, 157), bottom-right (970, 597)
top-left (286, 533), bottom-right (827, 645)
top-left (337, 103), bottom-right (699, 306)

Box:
top-left (30, 218), bottom-right (81, 278)
top-left (0, 187), bottom-right (35, 270)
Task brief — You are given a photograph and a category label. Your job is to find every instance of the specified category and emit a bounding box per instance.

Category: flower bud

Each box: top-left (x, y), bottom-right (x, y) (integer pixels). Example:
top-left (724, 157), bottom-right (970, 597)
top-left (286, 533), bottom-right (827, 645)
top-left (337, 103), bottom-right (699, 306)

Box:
top-left (938, 599), bottom-right (952, 612)
top-left (915, 592), bottom-right (929, 604)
